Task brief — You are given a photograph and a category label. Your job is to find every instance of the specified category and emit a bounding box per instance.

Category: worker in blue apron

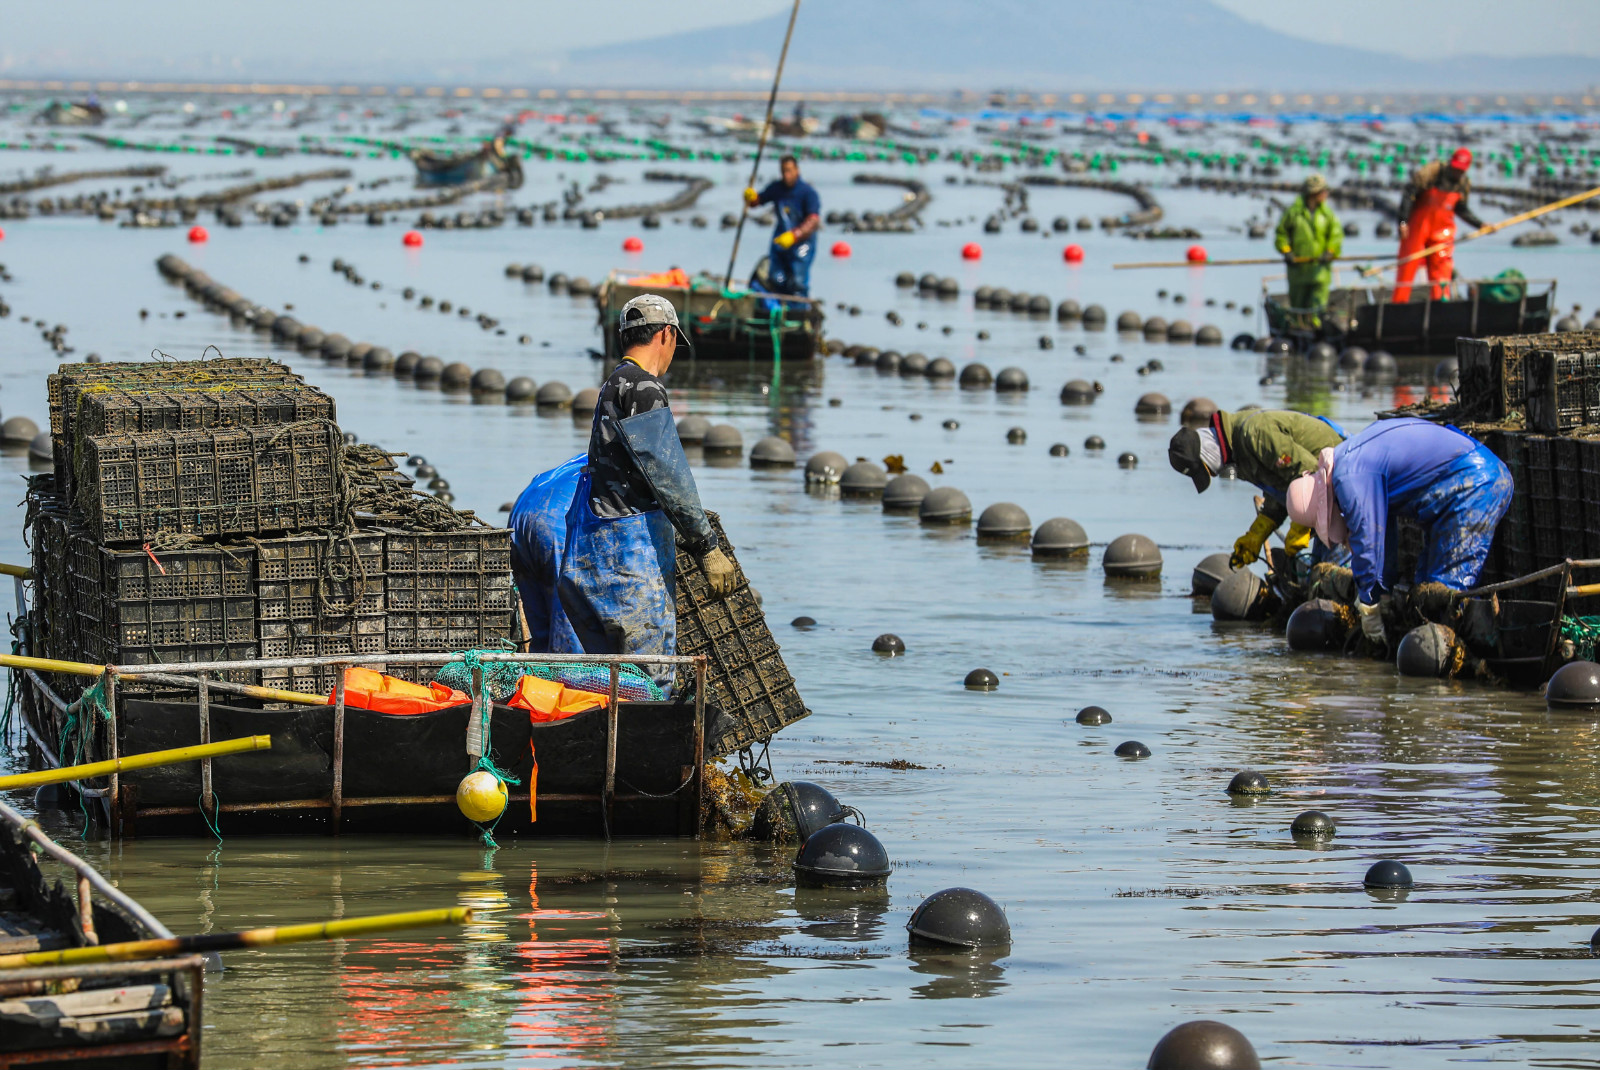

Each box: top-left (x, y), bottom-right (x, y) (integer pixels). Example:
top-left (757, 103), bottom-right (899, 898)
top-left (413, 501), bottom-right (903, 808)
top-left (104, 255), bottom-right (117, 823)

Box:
top-left (556, 295), bottom-right (736, 685)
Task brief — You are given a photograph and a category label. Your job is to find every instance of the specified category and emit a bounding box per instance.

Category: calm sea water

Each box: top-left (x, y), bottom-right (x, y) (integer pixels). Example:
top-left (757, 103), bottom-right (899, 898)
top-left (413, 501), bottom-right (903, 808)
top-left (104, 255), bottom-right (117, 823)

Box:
top-left (4, 96), bottom-right (1600, 1067)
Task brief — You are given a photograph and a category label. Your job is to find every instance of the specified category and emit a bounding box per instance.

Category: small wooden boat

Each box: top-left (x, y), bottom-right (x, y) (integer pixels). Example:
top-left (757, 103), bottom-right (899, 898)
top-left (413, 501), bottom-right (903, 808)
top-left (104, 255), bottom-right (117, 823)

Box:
top-left (0, 801), bottom-right (201, 1067)
top-left (37, 101), bottom-right (106, 127)
top-left (595, 267), bottom-right (824, 364)
top-left (411, 136), bottom-right (523, 189)
top-left (1264, 276), bottom-right (1556, 355)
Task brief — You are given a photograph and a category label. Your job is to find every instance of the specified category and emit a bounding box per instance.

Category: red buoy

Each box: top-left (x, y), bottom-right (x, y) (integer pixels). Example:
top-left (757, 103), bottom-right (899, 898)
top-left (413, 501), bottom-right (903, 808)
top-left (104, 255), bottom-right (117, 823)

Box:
top-left (961, 242), bottom-right (982, 260)
top-left (1063, 243), bottom-right (1085, 263)
top-left (831, 240), bottom-right (851, 258)
top-left (0, 227), bottom-right (6, 241)
top-left (187, 225), bottom-right (209, 244)
top-left (622, 235), bottom-right (643, 252)
top-left (402, 230), bottom-right (424, 247)
top-left (1186, 244), bottom-right (1207, 263)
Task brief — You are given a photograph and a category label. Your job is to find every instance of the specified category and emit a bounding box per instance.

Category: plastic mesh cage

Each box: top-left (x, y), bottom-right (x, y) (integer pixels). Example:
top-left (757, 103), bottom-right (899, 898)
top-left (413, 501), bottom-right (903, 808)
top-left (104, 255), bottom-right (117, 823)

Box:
top-left (74, 419), bottom-right (345, 545)
top-left (674, 511), bottom-right (809, 759)
top-left (382, 528), bottom-right (516, 682)
top-left (1458, 331), bottom-right (1600, 422)
top-left (255, 533), bottom-right (386, 695)
top-left (25, 480), bottom-right (78, 663)
top-left (1527, 349), bottom-right (1600, 434)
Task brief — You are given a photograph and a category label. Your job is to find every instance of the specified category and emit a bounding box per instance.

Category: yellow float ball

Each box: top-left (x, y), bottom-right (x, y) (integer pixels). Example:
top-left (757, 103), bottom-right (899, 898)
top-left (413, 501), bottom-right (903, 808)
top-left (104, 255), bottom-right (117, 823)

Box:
top-left (456, 771), bottom-right (508, 823)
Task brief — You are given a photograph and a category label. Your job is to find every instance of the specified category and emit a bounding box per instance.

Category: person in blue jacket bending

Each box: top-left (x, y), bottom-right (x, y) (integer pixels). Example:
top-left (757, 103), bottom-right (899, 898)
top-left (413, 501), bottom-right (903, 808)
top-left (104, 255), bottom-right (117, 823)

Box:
top-left (1286, 416), bottom-right (1512, 647)
top-left (744, 155), bottom-right (821, 296)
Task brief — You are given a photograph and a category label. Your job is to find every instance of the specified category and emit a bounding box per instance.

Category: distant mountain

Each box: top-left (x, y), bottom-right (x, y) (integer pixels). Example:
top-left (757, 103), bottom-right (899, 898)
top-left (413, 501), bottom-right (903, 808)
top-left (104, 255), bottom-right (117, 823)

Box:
top-left (558, 0), bottom-right (1599, 92)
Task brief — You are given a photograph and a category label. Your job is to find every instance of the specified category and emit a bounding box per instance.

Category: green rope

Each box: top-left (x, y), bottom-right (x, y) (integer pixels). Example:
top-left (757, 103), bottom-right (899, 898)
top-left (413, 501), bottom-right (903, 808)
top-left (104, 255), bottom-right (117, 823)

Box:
top-left (1561, 616), bottom-right (1600, 662)
top-left (460, 650), bottom-right (521, 848)
top-left (198, 791), bottom-right (224, 843)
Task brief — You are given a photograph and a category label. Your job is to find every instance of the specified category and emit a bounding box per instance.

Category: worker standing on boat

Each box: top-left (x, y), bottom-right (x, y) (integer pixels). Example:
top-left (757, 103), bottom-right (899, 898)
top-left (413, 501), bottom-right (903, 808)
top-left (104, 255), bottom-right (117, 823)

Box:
top-left (1273, 174), bottom-right (1343, 324)
top-left (744, 154), bottom-right (821, 296)
top-left (1167, 408), bottom-right (1345, 569)
top-left (1393, 147), bottom-right (1485, 303)
top-left (556, 295), bottom-right (736, 681)
top-left (1285, 417), bottom-right (1511, 648)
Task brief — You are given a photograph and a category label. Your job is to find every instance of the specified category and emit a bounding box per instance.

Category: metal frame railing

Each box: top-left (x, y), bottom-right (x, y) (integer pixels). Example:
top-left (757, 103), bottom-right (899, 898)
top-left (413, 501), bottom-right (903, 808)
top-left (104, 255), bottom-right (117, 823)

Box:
top-left (8, 573), bottom-right (708, 839)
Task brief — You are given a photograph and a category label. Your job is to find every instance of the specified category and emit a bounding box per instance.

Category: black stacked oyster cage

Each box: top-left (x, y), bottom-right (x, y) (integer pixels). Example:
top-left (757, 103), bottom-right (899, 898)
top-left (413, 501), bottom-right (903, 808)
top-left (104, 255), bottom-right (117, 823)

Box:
top-left (1454, 331), bottom-right (1600, 596)
top-left (29, 356), bottom-right (514, 695)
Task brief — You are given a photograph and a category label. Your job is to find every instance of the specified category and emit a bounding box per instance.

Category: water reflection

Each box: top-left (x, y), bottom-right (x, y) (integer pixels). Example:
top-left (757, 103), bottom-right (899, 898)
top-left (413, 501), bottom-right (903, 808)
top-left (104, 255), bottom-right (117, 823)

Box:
top-left (908, 949), bottom-right (1009, 1000)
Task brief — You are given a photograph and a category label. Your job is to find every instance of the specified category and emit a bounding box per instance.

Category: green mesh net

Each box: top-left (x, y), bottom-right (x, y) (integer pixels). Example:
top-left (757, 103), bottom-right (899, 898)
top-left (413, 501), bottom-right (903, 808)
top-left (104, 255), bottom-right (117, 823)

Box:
top-left (433, 653), bottom-right (665, 703)
top-left (1560, 616), bottom-right (1600, 662)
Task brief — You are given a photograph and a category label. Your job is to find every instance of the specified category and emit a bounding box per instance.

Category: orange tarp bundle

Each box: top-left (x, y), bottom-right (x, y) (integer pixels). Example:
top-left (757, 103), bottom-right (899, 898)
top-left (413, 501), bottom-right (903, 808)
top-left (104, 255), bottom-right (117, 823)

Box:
top-left (507, 675), bottom-right (608, 721)
top-left (332, 666), bottom-right (470, 715)
top-left (622, 267), bottom-right (691, 290)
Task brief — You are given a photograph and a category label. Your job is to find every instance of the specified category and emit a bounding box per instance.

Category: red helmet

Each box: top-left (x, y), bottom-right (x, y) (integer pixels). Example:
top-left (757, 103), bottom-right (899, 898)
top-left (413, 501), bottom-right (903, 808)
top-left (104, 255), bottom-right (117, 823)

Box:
top-left (1449, 147), bottom-right (1473, 170)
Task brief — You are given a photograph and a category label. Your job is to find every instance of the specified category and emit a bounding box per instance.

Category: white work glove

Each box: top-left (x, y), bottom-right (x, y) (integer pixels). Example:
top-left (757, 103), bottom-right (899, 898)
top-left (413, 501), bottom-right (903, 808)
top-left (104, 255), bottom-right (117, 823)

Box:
top-left (700, 546), bottom-right (736, 599)
top-left (1357, 600), bottom-right (1386, 646)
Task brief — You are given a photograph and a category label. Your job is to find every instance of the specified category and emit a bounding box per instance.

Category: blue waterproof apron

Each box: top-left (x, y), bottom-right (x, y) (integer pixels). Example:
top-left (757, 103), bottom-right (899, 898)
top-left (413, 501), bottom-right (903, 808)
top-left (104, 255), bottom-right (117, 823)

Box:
top-left (507, 454), bottom-right (585, 654)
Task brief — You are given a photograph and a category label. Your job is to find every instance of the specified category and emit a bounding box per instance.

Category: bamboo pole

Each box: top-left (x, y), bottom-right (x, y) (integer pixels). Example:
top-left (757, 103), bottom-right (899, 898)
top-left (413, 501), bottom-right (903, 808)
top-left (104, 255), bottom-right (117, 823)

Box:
top-left (0, 652), bottom-right (329, 707)
top-left (1360, 182), bottom-right (1600, 278)
top-left (0, 562), bottom-right (33, 579)
top-left (1113, 253), bottom-right (1382, 270)
top-left (0, 907), bottom-right (473, 970)
top-left (721, 0), bottom-right (802, 292)
top-left (0, 735), bottom-right (271, 791)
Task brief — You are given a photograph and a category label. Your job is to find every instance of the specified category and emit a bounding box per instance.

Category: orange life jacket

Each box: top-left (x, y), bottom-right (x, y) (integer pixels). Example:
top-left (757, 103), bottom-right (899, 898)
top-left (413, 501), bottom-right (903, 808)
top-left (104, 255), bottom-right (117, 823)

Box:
top-left (622, 267), bottom-right (691, 289)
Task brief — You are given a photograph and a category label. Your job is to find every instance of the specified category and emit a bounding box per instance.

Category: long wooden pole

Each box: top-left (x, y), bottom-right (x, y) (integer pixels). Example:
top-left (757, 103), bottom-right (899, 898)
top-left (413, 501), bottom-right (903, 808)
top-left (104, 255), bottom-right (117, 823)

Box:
top-left (721, 0), bottom-right (802, 292)
top-left (0, 735), bottom-right (271, 791)
top-left (1360, 181), bottom-right (1600, 278)
top-left (1114, 253), bottom-right (1382, 270)
top-left (0, 907), bottom-right (473, 970)
top-left (0, 652), bottom-right (328, 707)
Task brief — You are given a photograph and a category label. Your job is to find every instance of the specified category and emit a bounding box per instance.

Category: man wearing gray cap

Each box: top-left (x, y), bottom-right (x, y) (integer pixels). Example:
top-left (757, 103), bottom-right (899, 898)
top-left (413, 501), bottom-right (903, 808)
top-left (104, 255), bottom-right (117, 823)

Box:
top-left (557, 294), bottom-right (735, 678)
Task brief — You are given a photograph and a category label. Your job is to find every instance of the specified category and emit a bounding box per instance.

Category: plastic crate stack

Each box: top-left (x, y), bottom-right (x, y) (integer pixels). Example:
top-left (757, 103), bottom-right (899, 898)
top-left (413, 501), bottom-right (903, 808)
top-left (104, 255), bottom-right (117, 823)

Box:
top-left (30, 358), bottom-right (516, 696)
top-left (1459, 333), bottom-right (1600, 598)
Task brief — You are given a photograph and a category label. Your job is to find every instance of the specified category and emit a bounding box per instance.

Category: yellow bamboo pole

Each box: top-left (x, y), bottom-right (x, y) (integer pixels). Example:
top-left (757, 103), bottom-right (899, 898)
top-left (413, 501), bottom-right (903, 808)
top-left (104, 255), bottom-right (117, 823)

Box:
top-left (1113, 254), bottom-right (1381, 270)
top-left (0, 735), bottom-right (272, 791)
top-left (0, 562), bottom-right (33, 579)
top-left (1361, 182), bottom-right (1600, 278)
top-left (0, 907), bottom-right (473, 970)
top-left (0, 652), bottom-right (329, 707)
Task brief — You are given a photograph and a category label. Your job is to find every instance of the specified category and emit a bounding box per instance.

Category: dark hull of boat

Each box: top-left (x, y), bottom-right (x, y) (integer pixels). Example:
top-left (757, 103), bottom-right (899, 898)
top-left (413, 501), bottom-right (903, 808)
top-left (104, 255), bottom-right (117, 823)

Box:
top-left (1266, 285), bottom-right (1554, 356)
top-left (41, 694), bottom-right (716, 839)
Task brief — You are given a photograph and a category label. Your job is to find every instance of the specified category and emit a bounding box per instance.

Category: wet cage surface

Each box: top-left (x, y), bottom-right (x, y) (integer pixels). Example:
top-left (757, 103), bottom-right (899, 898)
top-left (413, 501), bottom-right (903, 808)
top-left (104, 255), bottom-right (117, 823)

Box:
top-left (3, 98), bottom-right (1600, 1067)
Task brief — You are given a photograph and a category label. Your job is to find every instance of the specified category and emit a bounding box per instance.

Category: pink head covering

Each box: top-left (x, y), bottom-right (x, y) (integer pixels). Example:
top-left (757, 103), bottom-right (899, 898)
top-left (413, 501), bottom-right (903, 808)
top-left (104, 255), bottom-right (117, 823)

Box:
top-left (1285, 447), bottom-right (1347, 546)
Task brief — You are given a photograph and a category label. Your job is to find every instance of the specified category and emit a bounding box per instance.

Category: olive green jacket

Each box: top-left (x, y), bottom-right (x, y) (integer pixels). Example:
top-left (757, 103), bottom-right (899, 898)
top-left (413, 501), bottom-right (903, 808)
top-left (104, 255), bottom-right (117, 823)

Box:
top-left (1274, 197), bottom-right (1343, 282)
top-left (1217, 409), bottom-right (1345, 525)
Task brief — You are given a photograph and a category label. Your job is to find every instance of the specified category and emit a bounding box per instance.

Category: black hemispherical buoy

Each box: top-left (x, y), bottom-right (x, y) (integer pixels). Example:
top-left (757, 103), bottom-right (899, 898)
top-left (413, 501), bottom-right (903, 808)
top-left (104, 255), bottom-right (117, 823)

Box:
top-left (1396, 623), bottom-right (1458, 677)
top-left (752, 781), bottom-right (848, 843)
top-left (0, 416), bottom-right (40, 445)
top-left (1048, 443), bottom-right (1069, 458)
top-left (920, 486), bottom-right (972, 524)
top-left (571, 387), bottom-right (600, 414)
top-left (702, 423), bottom-right (743, 454)
top-left (907, 887), bottom-right (1011, 950)
top-left (470, 367), bottom-right (506, 394)
top-left (883, 473), bottom-right (931, 511)
top-left (1057, 298), bottom-right (1082, 321)
top-left (750, 436), bottom-right (798, 468)
top-left (964, 668), bottom-right (999, 691)
top-left (840, 461), bottom-right (888, 498)
top-left (900, 352), bottom-right (930, 377)
top-left (794, 823), bottom-right (891, 889)
top-left (1117, 451), bottom-right (1138, 469)
top-left (1180, 397), bottom-right (1218, 427)
top-left (1075, 705), bottom-right (1111, 725)
top-left (439, 361), bottom-right (473, 392)
top-left (413, 356), bottom-right (445, 383)
top-left (1364, 860), bottom-right (1413, 888)
top-left (1211, 569), bottom-right (1268, 622)
top-left (1365, 349), bottom-right (1398, 381)
top-left (1147, 1020), bottom-right (1261, 1070)
top-left (941, 418), bottom-right (960, 431)
top-left (1546, 660), bottom-right (1600, 708)
top-left (805, 451), bottom-right (849, 485)
top-left (1103, 534), bottom-right (1162, 577)
top-left (1285, 599), bottom-right (1350, 651)
top-left (926, 357), bottom-right (957, 381)
top-left (1135, 392), bottom-right (1172, 418)
top-left (393, 350), bottom-right (419, 376)
top-left (1114, 740), bottom-right (1151, 759)
top-left (1116, 309), bottom-right (1143, 332)
top-left (1006, 426), bottom-right (1027, 445)
top-left (1060, 379), bottom-right (1096, 405)
top-left (895, 271), bottom-right (916, 288)
top-left (1032, 517), bottom-right (1089, 557)
top-left (1291, 810), bottom-right (1336, 838)
top-left (1195, 324), bottom-right (1224, 346)
top-left (1081, 303), bottom-right (1107, 326)
top-left (977, 503), bottom-right (1030, 540)
top-left (959, 362), bottom-right (993, 389)
top-left (1084, 435), bottom-right (1106, 451)
top-left (792, 616), bottom-right (817, 628)
top-left (1226, 770), bottom-right (1270, 795)
top-left (27, 432), bottom-right (53, 463)
top-left (872, 633), bottom-right (906, 656)
top-left (1191, 552), bottom-right (1233, 597)
top-left (676, 413), bottom-right (712, 444)
top-left (536, 381), bottom-right (574, 409)
top-left (996, 366), bottom-right (1029, 392)
top-left (505, 376), bottom-right (538, 403)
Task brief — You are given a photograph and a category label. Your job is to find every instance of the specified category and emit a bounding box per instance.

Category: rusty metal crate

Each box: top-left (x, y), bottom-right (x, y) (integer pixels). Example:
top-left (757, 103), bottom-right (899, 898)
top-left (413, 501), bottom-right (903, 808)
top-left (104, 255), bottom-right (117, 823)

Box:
top-left (674, 511), bottom-right (808, 758)
top-left (74, 420), bottom-right (345, 544)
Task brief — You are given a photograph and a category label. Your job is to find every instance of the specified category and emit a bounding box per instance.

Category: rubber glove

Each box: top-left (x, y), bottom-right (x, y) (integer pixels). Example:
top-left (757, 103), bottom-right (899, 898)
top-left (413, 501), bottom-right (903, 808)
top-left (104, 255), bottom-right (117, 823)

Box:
top-left (1319, 250), bottom-right (1336, 264)
top-left (1280, 251), bottom-right (1295, 268)
top-left (1230, 513), bottom-right (1280, 570)
top-left (700, 546), bottom-right (736, 599)
top-left (1357, 600), bottom-right (1386, 646)
top-left (1283, 522), bottom-right (1312, 557)
top-left (743, 187), bottom-right (759, 206)
top-left (773, 230), bottom-right (797, 250)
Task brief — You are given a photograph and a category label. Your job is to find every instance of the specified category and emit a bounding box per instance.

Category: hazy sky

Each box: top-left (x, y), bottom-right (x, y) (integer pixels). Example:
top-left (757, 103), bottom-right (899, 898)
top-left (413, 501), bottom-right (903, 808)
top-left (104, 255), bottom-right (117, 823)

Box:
top-left (2, 0), bottom-right (1597, 76)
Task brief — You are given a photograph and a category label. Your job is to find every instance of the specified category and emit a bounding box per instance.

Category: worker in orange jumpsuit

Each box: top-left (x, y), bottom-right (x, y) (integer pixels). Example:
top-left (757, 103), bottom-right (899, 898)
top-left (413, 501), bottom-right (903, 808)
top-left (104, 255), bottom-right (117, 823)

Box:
top-left (1393, 147), bottom-right (1486, 302)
